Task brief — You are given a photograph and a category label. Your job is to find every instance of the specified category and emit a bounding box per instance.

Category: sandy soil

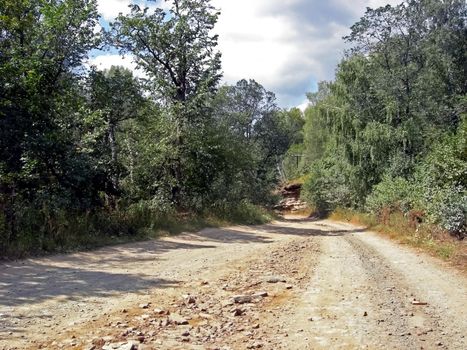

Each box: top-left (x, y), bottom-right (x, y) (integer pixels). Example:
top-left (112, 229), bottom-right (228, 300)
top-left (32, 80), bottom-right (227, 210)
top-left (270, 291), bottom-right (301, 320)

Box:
top-left (0, 218), bottom-right (466, 349)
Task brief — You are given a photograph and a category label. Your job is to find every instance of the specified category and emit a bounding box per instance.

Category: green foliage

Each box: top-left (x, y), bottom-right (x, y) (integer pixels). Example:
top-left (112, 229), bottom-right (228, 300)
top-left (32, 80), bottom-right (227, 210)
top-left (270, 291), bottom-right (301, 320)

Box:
top-left (0, 0), bottom-right (103, 249)
top-left (293, 0), bottom-right (466, 237)
top-left (282, 143), bottom-right (307, 180)
top-left (110, 0), bottom-right (224, 205)
top-left (412, 121), bottom-right (467, 237)
top-left (211, 79), bottom-right (301, 204)
top-left (0, 0), bottom-right (292, 256)
top-left (366, 176), bottom-right (413, 214)
top-left (0, 199), bottom-right (272, 258)
top-left (365, 119), bottom-right (466, 237)
top-left (302, 155), bottom-right (355, 214)
top-left (209, 200), bottom-right (273, 225)
top-left (111, 0), bottom-right (222, 108)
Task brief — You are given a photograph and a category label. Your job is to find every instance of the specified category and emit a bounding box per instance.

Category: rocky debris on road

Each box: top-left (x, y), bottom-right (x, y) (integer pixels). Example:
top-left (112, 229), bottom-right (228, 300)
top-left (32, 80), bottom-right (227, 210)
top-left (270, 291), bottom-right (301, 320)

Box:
top-left (153, 308), bottom-right (168, 315)
top-left (265, 276), bottom-right (286, 284)
top-left (34, 238), bottom-right (320, 350)
top-left (232, 294), bottom-right (265, 304)
top-left (168, 313), bottom-right (189, 325)
top-left (102, 341), bottom-right (139, 350)
top-left (274, 198), bottom-right (307, 212)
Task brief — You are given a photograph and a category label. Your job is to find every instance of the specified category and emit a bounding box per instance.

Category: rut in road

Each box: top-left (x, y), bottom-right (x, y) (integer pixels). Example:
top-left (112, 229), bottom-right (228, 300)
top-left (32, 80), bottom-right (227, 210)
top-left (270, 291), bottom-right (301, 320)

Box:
top-left (0, 218), bottom-right (466, 350)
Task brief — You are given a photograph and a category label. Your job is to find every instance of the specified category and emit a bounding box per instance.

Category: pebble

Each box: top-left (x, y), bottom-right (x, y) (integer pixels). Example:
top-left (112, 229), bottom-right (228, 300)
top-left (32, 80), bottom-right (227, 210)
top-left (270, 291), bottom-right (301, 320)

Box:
top-left (233, 295), bottom-right (254, 304)
top-left (265, 276), bottom-right (286, 283)
top-left (169, 314), bottom-right (189, 325)
top-left (183, 295), bottom-right (196, 304)
top-left (232, 308), bottom-right (244, 316)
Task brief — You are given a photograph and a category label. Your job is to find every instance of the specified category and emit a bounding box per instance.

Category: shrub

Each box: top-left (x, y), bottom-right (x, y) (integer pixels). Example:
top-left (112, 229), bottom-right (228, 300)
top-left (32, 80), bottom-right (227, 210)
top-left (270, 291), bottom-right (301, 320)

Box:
top-left (421, 185), bottom-right (466, 239)
top-left (366, 175), bottom-right (413, 215)
top-left (412, 122), bottom-right (466, 238)
top-left (302, 157), bottom-right (354, 215)
top-left (210, 200), bottom-right (272, 225)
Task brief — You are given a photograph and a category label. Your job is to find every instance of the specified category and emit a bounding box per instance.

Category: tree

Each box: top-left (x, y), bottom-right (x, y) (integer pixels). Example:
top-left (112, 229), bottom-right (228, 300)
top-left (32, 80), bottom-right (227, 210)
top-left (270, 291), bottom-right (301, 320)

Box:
top-left (345, 0), bottom-right (467, 127)
top-left (213, 80), bottom-right (303, 202)
top-left (88, 66), bottom-right (145, 197)
top-left (214, 79), bottom-right (277, 140)
top-left (0, 0), bottom-right (101, 243)
top-left (111, 0), bottom-right (222, 204)
top-left (297, 0), bottom-right (467, 236)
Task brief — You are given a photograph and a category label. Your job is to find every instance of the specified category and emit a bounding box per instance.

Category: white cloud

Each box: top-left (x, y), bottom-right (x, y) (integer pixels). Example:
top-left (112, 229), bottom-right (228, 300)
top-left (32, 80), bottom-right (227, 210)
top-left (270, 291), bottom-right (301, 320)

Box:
top-left (97, 0), bottom-right (168, 21)
top-left (93, 22), bottom-right (103, 35)
top-left (86, 54), bottom-right (146, 78)
top-left (95, 0), bottom-right (403, 107)
top-left (210, 0), bottom-right (403, 107)
top-left (297, 100), bottom-right (310, 112)
top-left (97, 0), bottom-right (131, 21)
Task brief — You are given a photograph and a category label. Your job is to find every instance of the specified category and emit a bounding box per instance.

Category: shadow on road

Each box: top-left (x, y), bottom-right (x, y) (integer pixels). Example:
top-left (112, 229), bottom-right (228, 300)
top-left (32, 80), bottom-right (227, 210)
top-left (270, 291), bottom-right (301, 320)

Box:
top-left (0, 218), bottom-right (362, 309)
top-left (180, 227), bottom-right (275, 244)
top-left (256, 223), bottom-right (366, 237)
top-left (0, 262), bottom-right (179, 308)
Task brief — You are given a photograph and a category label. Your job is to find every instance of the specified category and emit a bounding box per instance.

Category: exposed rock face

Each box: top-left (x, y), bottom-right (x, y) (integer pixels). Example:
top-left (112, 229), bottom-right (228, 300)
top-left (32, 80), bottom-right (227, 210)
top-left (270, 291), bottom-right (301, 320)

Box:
top-left (280, 183), bottom-right (302, 198)
top-left (275, 183), bottom-right (308, 212)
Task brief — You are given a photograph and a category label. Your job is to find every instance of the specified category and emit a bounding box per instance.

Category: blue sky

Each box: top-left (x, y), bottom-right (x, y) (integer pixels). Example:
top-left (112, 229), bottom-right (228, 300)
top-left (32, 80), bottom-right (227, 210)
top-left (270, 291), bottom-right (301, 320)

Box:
top-left (91, 0), bottom-right (401, 108)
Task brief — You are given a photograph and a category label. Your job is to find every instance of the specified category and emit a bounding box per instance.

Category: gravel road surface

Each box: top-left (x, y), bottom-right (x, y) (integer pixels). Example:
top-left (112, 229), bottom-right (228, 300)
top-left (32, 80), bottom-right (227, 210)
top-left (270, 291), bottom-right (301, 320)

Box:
top-left (1, 218), bottom-right (465, 349)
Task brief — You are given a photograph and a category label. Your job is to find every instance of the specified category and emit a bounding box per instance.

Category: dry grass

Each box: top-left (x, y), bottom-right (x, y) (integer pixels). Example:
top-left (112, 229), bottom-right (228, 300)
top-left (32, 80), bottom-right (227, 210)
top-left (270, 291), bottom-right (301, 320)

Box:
top-left (1, 204), bottom-right (274, 260)
top-left (330, 208), bottom-right (467, 273)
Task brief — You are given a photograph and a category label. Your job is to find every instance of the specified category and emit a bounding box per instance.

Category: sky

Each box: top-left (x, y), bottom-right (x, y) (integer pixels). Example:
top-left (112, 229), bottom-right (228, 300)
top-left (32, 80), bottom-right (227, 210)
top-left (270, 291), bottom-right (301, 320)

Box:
top-left (91, 0), bottom-right (402, 108)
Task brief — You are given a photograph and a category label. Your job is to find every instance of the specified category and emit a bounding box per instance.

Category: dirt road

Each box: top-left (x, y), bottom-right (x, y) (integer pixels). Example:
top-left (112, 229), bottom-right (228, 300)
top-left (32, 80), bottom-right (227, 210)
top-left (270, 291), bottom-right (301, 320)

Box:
top-left (1, 218), bottom-right (466, 349)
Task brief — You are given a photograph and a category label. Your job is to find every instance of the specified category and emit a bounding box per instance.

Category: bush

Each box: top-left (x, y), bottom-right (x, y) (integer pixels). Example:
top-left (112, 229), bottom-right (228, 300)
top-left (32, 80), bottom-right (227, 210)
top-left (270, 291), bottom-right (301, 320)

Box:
top-left (0, 196), bottom-right (274, 259)
top-left (366, 175), bottom-right (413, 214)
top-left (209, 200), bottom-right (273, 225)
top-left (363, 119), bottom-right (466, 238)
top-left (302, 157), bottom-right (354, 215)
top-left (420, 185), bottom-right (466, 239)
top-left (412, 122), bottom-right (466, 238)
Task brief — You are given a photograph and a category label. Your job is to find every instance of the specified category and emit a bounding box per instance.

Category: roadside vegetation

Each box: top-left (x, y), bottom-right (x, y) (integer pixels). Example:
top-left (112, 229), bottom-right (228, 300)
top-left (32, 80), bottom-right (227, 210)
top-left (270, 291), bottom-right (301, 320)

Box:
top-left (2, 0), bottom-right (465, 259)
top-left (0, 0), bottom-right (300, 257)
top-left (330, 209), bottom-right (466, 268)
top-left (282, 0), bottom-right (466, 260)
top-left (1, 201), bottom-right (274, 259)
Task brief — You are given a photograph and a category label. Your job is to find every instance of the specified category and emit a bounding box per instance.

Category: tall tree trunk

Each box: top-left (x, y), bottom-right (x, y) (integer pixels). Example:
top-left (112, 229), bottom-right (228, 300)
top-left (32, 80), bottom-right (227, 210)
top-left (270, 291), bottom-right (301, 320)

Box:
top-left (108, 121), bottom-right (119, 209)
top-left (171, 121), bottom-right (183, 207)
top-left (109, 122), bottom-right (118, 187)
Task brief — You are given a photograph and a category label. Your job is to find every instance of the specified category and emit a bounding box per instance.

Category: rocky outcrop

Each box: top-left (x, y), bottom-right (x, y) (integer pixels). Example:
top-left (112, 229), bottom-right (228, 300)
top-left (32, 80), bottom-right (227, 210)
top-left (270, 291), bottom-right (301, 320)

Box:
top-left (275, 183), bottom-right (308, 212)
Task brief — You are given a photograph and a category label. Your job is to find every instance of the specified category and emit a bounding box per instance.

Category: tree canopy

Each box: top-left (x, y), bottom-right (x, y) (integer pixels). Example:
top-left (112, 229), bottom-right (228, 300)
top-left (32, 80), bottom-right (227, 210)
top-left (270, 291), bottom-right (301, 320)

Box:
top-left (290, 0), bottom-right (466, 237)
top-left (0, 0), bottom-right (299, 255)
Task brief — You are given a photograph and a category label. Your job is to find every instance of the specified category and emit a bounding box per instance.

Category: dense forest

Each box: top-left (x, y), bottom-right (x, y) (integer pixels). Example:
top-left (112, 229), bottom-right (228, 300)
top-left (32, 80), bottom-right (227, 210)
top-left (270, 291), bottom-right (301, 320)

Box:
top-left (0, 0), bottom-right (302, 255)
top-left (284, 0), bottom-right (466, 239)
top-left (1, 0), bottom-right (466, 256)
